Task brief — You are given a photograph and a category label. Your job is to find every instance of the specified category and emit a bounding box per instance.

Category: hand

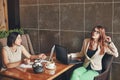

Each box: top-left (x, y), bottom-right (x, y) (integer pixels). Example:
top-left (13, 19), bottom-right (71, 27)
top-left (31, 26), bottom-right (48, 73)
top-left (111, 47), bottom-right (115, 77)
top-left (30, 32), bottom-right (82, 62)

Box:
top-left (38, 53), bottom-right (47, 59)
top-left (105, 36), bottom-right (112, 43)
top-left (77, 58), bottom-right (81, 61)
top-left (23, 58), bottom-right (30, 64)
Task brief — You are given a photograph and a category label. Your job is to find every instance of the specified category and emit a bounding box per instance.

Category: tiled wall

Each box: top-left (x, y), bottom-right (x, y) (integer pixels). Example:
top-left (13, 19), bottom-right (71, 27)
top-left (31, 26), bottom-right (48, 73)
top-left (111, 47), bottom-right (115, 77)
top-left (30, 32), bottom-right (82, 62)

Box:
top-left (19, 0), bottom-right (120, 80)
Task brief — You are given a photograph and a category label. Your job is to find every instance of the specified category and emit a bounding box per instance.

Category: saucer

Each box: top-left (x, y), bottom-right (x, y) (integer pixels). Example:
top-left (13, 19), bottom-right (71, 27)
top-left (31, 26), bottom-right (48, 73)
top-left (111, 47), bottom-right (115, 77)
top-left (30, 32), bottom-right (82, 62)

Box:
top-left (45, 65), bottom-right (56, 70)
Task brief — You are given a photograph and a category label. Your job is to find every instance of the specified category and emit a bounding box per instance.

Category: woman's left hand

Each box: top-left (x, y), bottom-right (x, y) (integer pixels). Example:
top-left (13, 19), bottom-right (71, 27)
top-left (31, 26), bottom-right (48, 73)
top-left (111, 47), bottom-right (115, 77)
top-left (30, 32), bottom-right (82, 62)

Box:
top-left (38, 53), bottom-right (47, 59)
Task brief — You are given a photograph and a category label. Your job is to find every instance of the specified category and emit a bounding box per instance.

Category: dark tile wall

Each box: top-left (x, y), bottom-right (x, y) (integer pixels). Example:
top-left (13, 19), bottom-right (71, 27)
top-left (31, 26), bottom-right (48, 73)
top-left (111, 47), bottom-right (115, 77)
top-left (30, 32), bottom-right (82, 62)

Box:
top-left (39, 30), bottom-right (59, 53)
top-left (39, 5), bottom-right (59, 30)
top-left (85, 3), bottom-right (112, 32)
top-left (20, 6), bottom-right (38, 28)
top-left (19, 0), bottom-right (120, 80)
top-left (60, 4), bottom-right (84, 31)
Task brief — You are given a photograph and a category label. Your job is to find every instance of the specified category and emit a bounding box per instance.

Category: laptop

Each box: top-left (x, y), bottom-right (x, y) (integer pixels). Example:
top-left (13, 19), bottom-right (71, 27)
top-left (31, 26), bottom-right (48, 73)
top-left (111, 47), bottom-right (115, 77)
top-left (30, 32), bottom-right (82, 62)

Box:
top-left (37, 45), bottom-right (55, 63)
top-left (48, 45), bottom-right (55, 61)
top-left (55, 44), bottom-right (82, 64)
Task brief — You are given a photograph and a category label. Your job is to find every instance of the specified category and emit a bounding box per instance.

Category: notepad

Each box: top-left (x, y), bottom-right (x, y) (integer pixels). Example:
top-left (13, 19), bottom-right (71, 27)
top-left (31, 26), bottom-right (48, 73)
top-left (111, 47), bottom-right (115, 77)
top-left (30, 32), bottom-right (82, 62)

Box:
top-left (19, 63), bottom-right (33, 68)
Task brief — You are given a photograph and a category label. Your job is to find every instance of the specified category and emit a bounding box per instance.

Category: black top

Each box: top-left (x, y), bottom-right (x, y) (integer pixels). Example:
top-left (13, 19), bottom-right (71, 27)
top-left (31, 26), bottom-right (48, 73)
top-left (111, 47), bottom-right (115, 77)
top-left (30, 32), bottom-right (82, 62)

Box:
top-left (87, 48), bottom-right (97, 58)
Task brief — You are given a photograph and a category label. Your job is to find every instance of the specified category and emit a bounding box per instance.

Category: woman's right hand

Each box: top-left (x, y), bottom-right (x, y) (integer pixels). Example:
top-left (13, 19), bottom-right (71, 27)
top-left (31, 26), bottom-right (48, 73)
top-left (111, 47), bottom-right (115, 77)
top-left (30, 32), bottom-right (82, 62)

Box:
top-left (38, 53), bottom-right (47, 59)
top-left (23, 58), bottom-right (31, 64)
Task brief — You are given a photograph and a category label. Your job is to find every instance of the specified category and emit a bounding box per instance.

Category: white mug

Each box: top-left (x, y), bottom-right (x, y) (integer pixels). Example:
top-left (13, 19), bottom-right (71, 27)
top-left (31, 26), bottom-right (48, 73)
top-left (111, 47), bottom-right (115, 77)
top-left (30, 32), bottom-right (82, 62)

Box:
top-left (46, 62), bottom-right (55, 69)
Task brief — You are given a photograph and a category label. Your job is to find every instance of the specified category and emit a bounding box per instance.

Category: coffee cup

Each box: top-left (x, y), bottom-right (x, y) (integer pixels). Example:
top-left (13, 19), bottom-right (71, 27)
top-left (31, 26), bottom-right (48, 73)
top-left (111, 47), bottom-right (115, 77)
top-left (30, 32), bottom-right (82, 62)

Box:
top-left (46, 62), bottom-right (55, 69)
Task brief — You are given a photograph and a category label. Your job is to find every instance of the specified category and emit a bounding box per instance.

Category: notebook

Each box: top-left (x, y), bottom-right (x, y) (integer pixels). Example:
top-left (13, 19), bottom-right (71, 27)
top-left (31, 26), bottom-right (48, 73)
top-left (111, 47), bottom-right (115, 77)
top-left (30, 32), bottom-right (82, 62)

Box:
top-left (55, 44), bottom-right (82, 64)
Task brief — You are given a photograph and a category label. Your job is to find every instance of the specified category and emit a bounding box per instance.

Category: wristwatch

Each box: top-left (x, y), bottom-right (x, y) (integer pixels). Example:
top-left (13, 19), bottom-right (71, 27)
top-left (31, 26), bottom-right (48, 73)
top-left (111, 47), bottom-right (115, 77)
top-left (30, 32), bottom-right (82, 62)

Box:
top-left (108, 41), bottom-right (111, 45)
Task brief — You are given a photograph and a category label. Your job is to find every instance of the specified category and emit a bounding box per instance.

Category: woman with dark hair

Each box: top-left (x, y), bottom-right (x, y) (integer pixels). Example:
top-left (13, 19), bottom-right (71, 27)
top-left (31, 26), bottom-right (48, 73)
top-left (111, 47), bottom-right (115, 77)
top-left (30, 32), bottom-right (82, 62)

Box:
top-left (70, 25), bottom-right (118, 80)
top-left (2, 32), bottom-right (46, 69)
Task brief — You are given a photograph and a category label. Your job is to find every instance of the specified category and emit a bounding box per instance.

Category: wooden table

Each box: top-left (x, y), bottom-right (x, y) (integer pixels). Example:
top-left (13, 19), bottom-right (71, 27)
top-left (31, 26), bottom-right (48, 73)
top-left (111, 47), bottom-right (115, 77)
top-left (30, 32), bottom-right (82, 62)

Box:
top-left (0, 58), bottom-right (75, 80)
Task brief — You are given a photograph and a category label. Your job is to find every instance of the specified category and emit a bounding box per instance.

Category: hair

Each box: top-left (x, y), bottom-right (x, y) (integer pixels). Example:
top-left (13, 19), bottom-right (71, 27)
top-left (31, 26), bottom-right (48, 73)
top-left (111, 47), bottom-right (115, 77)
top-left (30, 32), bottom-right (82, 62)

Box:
top-left (90, 25), bottom-right (107, 55)
top-left (7, 32), bottom-right (20, 47)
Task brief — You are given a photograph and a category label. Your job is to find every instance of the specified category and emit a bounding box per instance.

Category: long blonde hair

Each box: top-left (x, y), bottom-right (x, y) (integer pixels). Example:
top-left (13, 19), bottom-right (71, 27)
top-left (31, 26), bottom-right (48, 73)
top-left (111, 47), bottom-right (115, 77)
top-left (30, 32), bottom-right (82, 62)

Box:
top-left (90, 25), bottom-right (107, 55)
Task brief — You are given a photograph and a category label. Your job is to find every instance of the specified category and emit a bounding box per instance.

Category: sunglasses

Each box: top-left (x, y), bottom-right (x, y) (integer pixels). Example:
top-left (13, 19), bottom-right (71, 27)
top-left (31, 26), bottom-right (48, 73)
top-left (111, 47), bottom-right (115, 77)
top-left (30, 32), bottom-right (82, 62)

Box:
top-left (92, 30), bottom-right (100, 34)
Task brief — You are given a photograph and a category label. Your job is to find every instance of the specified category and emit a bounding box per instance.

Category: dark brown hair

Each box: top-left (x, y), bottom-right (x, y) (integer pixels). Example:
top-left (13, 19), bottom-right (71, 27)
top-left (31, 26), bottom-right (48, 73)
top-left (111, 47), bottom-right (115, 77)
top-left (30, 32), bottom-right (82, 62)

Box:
top-left (7, 32), bottom-right (20, 47)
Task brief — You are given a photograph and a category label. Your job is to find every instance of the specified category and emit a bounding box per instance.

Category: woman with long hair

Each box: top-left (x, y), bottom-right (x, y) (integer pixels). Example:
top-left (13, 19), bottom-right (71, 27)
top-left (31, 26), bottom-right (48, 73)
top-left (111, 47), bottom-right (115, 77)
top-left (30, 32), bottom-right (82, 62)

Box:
top-left (70, 25), bottom-right (118, 80)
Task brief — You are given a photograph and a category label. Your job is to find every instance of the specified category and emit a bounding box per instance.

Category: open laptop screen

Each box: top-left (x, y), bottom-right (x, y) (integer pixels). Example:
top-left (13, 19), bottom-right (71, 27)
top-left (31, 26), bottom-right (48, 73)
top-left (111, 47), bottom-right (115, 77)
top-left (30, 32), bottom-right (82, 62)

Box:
top-left (55, 44), bottom-right (68, 64)
top-left (49, 45), bottom-right (55, 61)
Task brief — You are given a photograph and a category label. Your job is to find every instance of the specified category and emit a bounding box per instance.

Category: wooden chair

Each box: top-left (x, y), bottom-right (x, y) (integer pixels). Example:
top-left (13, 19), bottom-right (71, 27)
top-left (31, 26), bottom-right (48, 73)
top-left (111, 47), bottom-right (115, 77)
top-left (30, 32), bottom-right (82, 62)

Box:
top-left (0, 34), bottom-right (35, 69)
top-left (94, 53), bottom-right (114, 80)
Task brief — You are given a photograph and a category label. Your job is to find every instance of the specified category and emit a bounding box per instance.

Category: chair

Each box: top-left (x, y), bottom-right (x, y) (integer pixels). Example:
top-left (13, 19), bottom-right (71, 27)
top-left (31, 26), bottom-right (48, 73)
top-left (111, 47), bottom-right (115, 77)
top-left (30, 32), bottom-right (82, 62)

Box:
top-left (94, 53), bottom-right (114, 80)
top-left (0, 34), bottom-right (35, 69)
top-left (67, 53), bottom-right (114, 80)
top-left (21, 34), bottom-right (35, 54)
